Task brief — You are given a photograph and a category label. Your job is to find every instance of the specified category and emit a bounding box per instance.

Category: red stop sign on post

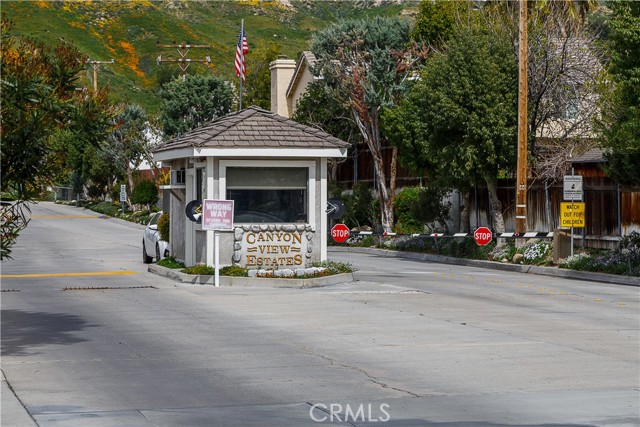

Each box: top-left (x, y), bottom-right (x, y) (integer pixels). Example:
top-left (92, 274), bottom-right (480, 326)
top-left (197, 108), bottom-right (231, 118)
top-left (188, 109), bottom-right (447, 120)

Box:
top-left (474, 226), bottom-right (493, 246)
top-left (331, 224), bottom-right (350, 243)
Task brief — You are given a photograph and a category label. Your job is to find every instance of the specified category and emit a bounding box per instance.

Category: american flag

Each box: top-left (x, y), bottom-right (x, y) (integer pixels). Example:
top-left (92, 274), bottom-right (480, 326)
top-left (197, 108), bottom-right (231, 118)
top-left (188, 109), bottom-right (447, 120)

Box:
top-left (234, 27), bottom-right (248, 81)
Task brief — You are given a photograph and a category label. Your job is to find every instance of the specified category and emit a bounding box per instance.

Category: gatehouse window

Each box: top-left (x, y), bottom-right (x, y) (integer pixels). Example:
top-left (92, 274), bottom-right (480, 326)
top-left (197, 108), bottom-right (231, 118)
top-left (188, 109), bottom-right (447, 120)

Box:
top-left (225, 166), bottom-right (309, 223)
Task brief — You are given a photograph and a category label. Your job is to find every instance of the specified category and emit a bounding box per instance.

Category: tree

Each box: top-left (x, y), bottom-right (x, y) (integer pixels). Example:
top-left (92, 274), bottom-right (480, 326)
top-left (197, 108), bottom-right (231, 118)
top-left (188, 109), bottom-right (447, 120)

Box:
top-left (471, 1), bottom-right (604, 183)
top-left (159, 74), bottom-right (233, 138)
top-left (292, 80), bottom-right (361, 182)
top-left (130, 180), bottom-right (159, 210)
top-left (0, 16), bottom-right (114, 258)
top-left (311, 17), bottom-right (425, 233)
top-left (412, 0), bottom-right (469, 50)
top-left (82, 143), bottom-right (122, 200)
top-left (242, 41), bottom-right (281, 110)
top-left (386, 26), bottom-right (518, 234)
top-left (597, 0), bottom-right (640, 187)
top-left (105, 104), bottom-right (150, 193)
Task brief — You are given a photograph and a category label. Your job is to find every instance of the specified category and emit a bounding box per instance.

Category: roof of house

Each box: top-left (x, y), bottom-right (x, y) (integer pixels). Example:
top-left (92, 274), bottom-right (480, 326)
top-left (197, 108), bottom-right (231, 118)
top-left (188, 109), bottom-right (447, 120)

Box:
top-left (571, 148), bottom-right (605, 164)
top-left (152, 106), bottom-right (349, 155)
top-left (286, 51), bottom-right (317, 98)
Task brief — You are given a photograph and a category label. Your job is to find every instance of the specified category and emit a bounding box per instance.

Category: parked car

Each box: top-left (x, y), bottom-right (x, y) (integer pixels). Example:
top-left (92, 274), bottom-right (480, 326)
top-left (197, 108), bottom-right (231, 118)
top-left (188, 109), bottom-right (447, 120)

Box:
top-left (143, 211), bottom-right (169, 263)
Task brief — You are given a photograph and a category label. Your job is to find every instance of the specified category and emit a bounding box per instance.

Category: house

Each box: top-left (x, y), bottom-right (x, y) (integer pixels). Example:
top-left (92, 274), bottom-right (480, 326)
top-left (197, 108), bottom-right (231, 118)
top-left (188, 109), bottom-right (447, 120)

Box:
top-left (152, 106), bottom-right (349, 267)
top-left (269, 51), bottom-right (317, 119)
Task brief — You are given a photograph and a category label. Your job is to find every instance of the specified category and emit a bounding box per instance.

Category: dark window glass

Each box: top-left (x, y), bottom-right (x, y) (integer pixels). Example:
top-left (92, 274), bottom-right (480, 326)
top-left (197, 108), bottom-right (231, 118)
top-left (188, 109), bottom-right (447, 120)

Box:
top-left (226, 167), bottom-right (308, 223)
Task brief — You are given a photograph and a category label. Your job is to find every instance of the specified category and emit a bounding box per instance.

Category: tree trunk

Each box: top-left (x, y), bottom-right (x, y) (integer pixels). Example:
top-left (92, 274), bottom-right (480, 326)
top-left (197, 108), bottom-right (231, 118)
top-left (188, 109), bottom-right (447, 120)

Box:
top-left (486, 177), bottom-right (506, 234)
top-left (352, 110), bottom-right (394, 233)
top-left (459, 190), bottom-right (471, 233)
top-left (389, 145), bottom-right (398, 225)
top-left (371, 143), bottom-right (392, 233)
top-left (126, 167), bottom-right (135, 209)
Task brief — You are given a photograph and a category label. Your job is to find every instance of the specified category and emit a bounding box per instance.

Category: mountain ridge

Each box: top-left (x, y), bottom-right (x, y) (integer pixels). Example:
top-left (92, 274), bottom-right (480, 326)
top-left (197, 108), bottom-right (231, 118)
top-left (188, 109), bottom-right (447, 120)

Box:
top-left (3, 0), bottom-right (418, 114)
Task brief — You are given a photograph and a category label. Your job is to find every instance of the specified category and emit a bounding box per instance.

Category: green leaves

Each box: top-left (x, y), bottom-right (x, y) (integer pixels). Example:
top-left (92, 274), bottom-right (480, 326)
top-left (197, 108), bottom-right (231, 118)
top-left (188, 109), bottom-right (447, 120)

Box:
top-left (598, 0), bottom-right (640, 186)
top-left (0, 16), bottom-right (116, 257)
top-left (159, 74), bottom-right (233, 137)
top-left (390, 26), bottom-right (517, 191)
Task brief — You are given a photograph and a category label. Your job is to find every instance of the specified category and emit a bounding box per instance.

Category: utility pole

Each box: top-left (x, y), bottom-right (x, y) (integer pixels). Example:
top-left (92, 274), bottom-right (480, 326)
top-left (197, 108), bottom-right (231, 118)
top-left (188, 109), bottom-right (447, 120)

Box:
top-left (86, 59), bottom-right (114, 98)
top-left (515, 0), bottom-right (528, 239)
top-left (156, 41), bottom-right (211, 81)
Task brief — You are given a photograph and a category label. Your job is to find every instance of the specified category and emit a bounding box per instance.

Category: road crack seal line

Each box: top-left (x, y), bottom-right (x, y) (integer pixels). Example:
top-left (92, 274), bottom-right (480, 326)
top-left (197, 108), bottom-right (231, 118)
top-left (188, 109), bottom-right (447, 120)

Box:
top-left (295, 344), bottom-right (421, 398)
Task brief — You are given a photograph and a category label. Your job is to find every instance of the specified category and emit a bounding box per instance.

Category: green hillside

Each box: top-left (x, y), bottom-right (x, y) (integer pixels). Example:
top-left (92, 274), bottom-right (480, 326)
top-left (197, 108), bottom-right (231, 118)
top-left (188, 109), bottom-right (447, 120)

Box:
top-left (2, 0), bottom-right (417, 115)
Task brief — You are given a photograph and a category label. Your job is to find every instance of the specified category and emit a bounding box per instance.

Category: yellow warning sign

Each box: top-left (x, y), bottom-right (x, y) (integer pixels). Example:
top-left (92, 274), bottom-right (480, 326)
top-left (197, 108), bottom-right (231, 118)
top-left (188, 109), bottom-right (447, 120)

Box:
top-left (560, 202), bottom-right (585, 228)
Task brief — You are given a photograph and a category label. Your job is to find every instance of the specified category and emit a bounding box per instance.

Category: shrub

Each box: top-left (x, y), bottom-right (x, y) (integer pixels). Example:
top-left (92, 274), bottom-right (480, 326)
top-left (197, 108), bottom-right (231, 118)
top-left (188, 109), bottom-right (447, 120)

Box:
top-left (158, 212), bottom-right (170, 242)
top-left (559, 252), bottom-right (594, 270)
top-left (91, 201), bottom-right (120, 216)
top-left (220, 265), bottom-right (248, 277)
top-left (489, 241), bottom-right (517, 262)
top-left (87, 184), bottom-right (104, 200)
top-left (313, 260), bottom-right (356, 275)
top-left (390, 236), bottom-right (437, 253)
top-left (618, 231), bottom-right (640, 276)
top-left (181, 264), bottom-right (215, 275)
top-left (440, 238), bottom-right (489, 259)
top-left (394, 187), bottom-right (423, 234)
top-left (412, 186), bottom-right (451, 233)
top-left (130, 180), bottom-right (158, 207)
top-left (342, 183), bottom-right (375, 229)
top-left (157, 257), bottom-right (185, 269)
top-left (522, 240), bottom-right (552, 265)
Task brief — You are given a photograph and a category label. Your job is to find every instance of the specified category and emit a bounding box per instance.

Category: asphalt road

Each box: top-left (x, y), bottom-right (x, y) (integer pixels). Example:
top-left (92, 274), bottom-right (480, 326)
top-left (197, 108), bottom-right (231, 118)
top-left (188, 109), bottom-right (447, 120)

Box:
top-left (1, 202), bottom-right (639, 427)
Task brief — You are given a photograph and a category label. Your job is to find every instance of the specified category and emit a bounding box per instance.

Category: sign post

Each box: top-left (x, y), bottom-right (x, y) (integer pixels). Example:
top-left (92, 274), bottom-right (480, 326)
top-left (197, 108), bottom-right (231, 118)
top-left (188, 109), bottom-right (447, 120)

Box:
top-left (120, 184), bottom-right (127, 213)
top-left (563, 174), bottom-right (584, 256)
top-left (202, 199), bottom-right (235, 287)
top-left (560, 201), bottom-right (585, 257)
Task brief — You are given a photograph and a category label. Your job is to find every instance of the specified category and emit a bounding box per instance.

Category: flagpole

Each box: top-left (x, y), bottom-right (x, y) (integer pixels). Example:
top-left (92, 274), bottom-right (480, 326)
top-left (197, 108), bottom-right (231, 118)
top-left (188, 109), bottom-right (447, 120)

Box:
top-left (239, 19), bottom-right (244, 112)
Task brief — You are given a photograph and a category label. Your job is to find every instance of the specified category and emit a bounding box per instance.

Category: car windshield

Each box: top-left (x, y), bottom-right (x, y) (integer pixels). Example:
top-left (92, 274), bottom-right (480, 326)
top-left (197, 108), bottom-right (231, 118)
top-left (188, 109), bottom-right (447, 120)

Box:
top-left (149, 213), bottom-right (161, 226)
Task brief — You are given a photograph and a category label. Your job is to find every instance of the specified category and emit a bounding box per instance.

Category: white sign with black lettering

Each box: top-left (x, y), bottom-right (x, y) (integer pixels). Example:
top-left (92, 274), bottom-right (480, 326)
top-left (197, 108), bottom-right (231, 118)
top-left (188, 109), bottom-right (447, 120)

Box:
top-left (563, 175), bottom-right (583, 201)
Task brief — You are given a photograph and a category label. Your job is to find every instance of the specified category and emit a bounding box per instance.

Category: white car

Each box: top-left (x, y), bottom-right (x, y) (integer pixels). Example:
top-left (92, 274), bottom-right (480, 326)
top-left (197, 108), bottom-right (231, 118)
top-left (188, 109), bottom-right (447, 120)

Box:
top-left (143, 211), bottom-right (170, 263)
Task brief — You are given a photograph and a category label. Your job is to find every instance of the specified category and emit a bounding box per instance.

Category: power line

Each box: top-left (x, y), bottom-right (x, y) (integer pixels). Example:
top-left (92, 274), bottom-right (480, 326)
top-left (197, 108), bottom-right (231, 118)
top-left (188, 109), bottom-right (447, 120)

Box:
top-left (156, 41), bottom-right (212, 81)
top-left (86, 59), bottom-right (114, 98)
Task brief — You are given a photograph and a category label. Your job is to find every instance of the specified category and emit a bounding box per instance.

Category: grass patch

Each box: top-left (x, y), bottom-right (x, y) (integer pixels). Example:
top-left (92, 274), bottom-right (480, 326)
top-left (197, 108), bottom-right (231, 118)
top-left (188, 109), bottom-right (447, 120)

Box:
top-left (157, 257), bottom-right (185, 269)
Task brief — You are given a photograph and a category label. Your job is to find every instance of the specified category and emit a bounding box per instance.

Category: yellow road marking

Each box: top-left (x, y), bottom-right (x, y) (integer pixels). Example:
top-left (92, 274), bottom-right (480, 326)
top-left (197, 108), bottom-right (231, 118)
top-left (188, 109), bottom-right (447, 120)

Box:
top-left (31, 215), bottom-right (98, 219)
top-left (1, 271), bottom-right (137, 278)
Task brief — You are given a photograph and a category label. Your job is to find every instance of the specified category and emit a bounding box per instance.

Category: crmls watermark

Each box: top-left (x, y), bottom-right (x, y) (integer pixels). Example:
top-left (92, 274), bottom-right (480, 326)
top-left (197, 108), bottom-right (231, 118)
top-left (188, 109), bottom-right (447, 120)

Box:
top-left (309, 403), bottom-right (391, 423)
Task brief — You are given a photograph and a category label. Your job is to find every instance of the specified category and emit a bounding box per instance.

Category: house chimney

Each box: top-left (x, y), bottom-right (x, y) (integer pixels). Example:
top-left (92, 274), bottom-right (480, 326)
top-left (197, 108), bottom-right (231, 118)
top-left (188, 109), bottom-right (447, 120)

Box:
top-left (270, 56), bottom-right (296, 117)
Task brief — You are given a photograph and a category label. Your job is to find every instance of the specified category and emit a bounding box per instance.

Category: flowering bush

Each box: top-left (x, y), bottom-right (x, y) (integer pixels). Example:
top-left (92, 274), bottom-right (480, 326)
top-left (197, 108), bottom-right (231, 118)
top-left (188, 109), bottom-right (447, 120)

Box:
top-left (559, 252), bottom-right (593, 270)
top-left (557, 233), bottom-right (640, 276)
top-left (617, 231), bottom-right (640, 276)
top-left (489, 242), bottom-right (516, 262)
top-left (522, 240), bottom-right (552, 265)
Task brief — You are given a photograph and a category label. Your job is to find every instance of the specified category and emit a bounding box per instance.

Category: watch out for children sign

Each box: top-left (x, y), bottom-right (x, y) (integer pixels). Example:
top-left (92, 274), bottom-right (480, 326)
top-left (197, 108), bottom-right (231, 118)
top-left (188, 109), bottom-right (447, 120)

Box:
top-left (202, 199), bottom-right (234, 230)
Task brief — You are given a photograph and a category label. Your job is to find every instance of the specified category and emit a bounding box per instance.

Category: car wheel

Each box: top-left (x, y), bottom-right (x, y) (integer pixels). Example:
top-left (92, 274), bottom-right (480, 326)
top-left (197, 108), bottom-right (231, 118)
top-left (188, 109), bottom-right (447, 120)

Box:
top-left (142, 240), bottom-right (153, 264)
top-left (155, 243), bottom-right (161, 262)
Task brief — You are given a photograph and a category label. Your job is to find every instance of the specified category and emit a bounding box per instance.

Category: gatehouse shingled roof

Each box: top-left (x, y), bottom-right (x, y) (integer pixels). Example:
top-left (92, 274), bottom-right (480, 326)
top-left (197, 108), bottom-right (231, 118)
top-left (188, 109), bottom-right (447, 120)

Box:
top-left (153, 106), bottom-right (349, 157)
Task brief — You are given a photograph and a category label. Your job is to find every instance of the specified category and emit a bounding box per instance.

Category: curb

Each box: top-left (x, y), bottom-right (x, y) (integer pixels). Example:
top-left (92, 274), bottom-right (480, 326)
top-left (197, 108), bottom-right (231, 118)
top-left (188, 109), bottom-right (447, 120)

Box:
top-left (329, 246), bottom-right (640, 287)
top-left (148, 264), bottom-right (355, 288)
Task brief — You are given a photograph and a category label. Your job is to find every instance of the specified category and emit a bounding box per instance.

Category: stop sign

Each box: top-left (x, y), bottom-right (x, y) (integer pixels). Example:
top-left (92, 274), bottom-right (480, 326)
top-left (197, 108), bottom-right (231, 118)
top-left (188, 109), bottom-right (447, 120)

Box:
top-left (331, 224), bottom-right (350, 243)
top-left (474, 226), bottom-right (493, 246)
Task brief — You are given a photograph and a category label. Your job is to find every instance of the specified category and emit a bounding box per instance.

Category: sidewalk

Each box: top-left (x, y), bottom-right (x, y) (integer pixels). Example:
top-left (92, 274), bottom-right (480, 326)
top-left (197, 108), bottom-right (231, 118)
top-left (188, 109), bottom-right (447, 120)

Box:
top-left (329, 246), bottom-right (640, 287)
top-left (2, 370), bottom-right (37, 427)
